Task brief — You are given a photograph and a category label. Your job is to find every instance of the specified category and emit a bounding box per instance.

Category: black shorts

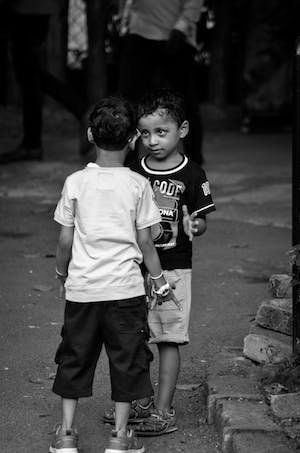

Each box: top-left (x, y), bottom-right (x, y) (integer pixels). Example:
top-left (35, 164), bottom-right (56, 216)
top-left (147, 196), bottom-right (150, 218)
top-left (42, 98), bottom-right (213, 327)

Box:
top-left (52, 296), bottom-right (153, 402)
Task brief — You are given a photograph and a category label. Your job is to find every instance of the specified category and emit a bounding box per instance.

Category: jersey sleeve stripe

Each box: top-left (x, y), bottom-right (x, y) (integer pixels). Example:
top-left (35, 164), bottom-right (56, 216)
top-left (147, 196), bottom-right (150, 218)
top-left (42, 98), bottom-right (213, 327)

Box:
top-left (192, 203), bottom-right (216, 215)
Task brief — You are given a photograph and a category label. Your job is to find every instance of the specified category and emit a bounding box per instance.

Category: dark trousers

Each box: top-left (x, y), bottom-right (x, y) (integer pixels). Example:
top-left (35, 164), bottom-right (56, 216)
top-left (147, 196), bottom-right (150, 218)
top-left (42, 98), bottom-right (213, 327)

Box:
top-left (119, 34), bottom-right (203, 165)
top-left (10, 13), bottom-right (86, 149)
top-left (11, 14), bottom-right (49, 148)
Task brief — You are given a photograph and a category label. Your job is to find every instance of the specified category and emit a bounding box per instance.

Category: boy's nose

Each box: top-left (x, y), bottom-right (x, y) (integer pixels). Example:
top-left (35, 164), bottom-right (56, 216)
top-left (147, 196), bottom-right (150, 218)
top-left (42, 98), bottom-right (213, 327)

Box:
top-left (149, 134), bottom-right (158, 146)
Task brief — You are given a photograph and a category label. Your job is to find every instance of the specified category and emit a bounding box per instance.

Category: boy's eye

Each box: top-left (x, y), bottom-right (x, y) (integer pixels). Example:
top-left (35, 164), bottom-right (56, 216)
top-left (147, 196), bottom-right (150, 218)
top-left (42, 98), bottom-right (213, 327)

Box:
top-left (157, 129), bottom-right (167, 136)
top-left (140, 130), bottom-right (149, 137)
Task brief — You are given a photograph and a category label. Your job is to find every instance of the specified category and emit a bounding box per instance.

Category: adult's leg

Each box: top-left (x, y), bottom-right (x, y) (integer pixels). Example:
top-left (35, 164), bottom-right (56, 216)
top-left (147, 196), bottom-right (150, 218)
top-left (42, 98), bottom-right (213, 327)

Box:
top-left (118, 34), bottom-right (160, 103)
top-left (0, 5), bottom-right (10, 106)
top-left (119, 34), bottom-right (165, 164)
top-left (164, 44), bottom-right (204, 166)
top-left (41, 71), bottom-right (87, 121)
top-left (11, 14), bottom-right (49, 149)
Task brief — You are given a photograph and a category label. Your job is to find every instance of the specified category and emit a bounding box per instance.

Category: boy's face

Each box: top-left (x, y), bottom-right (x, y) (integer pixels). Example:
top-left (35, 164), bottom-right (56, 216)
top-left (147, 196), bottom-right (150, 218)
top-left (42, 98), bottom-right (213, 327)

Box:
top-left (138, 108), bottom-right (188, 161)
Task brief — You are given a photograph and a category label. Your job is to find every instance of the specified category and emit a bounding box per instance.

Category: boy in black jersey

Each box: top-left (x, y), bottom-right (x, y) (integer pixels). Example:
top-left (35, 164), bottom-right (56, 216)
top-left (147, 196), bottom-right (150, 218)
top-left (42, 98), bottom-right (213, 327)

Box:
top-left (103, 89), bottom-right (215, 436)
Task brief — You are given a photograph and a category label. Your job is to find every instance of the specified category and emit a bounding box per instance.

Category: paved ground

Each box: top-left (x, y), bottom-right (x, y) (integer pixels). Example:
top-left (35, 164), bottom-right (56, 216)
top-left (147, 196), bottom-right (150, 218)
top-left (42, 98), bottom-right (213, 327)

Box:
top-left (0, 105), bottom-right (292, 452)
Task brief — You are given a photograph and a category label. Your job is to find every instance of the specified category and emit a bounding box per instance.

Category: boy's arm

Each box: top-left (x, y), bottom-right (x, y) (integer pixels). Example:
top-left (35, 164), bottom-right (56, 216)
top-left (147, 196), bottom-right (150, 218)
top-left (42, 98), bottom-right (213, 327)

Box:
top-left (182, 205), bottom-right (207, 241)
top-left (56, 225), bottom-right (74, 298)
top-left (183, 168), bottom-right (215, 240)
top-left (56, 225), bottom-right (74, 275)
top-left (166, 0), bottom-right (204, 55)
top-left (137, 226), bottom-right (166, 289)
top-left (137, 226), bottom-right (181, 309)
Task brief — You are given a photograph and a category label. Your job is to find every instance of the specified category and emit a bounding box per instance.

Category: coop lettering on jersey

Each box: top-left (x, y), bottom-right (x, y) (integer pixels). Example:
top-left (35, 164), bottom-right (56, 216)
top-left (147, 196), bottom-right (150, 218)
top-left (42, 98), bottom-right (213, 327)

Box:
top-left (153, 179), bottom-right (185, 199)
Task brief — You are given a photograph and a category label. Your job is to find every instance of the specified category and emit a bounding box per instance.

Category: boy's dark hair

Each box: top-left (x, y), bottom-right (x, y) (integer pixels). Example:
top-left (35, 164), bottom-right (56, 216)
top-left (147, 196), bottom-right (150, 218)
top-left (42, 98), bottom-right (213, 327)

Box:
top-left (89, 96), bottom-right (137, 150)
top-left (137, 88), bottom-right (187, 126)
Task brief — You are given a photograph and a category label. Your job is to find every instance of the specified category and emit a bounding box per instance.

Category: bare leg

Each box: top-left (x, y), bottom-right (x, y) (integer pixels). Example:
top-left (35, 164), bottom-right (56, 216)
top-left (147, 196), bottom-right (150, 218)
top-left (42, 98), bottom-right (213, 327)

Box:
top-left (114, 402), bottom-right (130, 434)
top-left (156, 342), bottom-right (180, 412)
top-left (61, 398), bottom-right (78, 429)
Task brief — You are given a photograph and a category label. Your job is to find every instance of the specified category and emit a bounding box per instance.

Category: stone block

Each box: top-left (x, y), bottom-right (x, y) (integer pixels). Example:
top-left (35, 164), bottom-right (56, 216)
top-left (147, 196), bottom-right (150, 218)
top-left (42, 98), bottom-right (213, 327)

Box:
top-left (243, 333), bottom-right (292, 364)
top-left (208, 375), bottom-right (261, 396)
top-left (207, 375), bottom-right (262, 424)
top-left (268, 274), bottom-right (292, 298)
top-left (215, 399), bottom-right (281, 453)
top-left (271, 392), bottom-right (300, 419)
top-left (282, 422), bottom-right (300, 441)
top-left (255, 298), bottom-right (292, 335)
top-left (208, 350), bottom-right (261, 380)
top-left (231, 431), bottom-right (296, 453)
top-left (249, 324), bottom-right (291, 344)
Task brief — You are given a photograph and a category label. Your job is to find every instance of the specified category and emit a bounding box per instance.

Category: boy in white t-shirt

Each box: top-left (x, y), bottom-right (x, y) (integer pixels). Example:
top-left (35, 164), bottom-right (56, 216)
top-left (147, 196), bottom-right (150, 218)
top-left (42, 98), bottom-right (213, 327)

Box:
top-left (50, 96), bottom-right (176, 453)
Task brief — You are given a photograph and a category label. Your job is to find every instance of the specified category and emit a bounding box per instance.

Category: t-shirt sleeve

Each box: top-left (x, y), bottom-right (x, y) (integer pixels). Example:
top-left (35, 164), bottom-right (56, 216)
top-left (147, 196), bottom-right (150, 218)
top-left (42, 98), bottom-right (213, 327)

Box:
top-left (191, 169), bottom-right (216, 217)
top-left (136, 181), bottom-right (162, 230)
top-left (54, 178), bottom-right (75, 227)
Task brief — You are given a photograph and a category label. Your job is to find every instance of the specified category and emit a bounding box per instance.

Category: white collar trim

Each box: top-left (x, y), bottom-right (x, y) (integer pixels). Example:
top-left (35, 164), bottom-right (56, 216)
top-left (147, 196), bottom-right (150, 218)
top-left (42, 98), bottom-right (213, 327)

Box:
top-left (86, 163), bottom-right (128, 170)
top-left (141, 155), bottom-right (188, 175)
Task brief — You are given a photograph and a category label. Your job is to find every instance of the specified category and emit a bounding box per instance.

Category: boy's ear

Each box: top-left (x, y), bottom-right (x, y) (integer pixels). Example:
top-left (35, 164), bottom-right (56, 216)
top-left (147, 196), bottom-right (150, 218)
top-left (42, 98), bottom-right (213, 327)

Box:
top-left (87, 127), bottom-right (95, 144)
top-left (179, 120), bottom-right (189, 139)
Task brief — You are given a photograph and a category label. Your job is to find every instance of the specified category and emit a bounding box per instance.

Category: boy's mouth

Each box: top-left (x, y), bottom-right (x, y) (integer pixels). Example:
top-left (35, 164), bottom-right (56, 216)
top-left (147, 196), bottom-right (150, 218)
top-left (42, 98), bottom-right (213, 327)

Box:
top-left (150, 149), bottom-right (166, 159)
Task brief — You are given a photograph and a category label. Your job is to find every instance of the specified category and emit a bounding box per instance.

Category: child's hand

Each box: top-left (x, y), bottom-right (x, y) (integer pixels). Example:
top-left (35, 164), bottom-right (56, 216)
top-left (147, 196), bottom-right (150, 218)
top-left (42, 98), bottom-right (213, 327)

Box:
top-left (159, 281), bottom-right (182, 310)
top-left (149, 280), bottom-right (182, 311)
top-left (182, 204), bottom-right (198, 241)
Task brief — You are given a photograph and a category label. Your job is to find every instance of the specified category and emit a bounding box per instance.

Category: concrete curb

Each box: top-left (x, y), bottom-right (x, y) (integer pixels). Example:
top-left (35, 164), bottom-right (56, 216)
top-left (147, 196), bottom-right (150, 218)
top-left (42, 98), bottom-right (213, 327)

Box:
top-left (207, 349), bottom-right (297, 453)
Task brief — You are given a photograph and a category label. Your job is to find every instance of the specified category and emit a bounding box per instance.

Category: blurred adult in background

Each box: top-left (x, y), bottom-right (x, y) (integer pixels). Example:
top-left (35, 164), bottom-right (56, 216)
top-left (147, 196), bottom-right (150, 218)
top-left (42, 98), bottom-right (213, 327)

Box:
top-left (241, 0), bottom-right (298, 133)
top-left (0, 0), bottom-right (58, 163)
top-left (117, 0), bottom-right (205, 166)
top-left (0, 0), bottom-right (89, 164)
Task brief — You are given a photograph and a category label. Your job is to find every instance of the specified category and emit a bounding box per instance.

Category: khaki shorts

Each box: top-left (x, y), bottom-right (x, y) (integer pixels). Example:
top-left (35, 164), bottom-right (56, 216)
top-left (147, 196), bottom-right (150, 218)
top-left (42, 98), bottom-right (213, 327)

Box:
top-left (146, 269), bottom-right (192, 345)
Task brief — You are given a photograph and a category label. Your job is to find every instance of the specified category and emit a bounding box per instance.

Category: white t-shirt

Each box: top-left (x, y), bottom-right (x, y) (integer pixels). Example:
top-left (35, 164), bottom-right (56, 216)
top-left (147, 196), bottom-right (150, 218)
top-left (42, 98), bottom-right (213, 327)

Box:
top-left (54, 163), bottom-right (161, 302)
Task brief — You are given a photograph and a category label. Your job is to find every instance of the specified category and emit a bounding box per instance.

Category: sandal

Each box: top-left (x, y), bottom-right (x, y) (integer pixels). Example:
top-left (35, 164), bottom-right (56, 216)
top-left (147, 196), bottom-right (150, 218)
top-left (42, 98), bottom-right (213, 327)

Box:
top-left (134, 408), bottom-right (178, 437)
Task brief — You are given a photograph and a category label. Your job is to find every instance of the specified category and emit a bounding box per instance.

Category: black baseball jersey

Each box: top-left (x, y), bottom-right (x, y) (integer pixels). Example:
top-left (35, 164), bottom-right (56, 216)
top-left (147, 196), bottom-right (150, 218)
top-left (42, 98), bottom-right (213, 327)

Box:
top-left (130, 155), bottom-right (216, 270)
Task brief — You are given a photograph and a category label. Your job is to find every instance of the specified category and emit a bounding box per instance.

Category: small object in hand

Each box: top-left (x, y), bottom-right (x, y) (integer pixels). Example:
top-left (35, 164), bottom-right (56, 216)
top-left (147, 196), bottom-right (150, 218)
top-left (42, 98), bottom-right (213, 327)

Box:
top-left (153, 283), bottom-right (170, 297)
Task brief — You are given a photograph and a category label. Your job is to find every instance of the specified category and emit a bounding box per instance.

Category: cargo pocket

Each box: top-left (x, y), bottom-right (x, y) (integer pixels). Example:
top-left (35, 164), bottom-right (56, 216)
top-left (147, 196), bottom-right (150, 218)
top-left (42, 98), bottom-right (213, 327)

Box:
top-left (136, 329), bottom-right (154, 372)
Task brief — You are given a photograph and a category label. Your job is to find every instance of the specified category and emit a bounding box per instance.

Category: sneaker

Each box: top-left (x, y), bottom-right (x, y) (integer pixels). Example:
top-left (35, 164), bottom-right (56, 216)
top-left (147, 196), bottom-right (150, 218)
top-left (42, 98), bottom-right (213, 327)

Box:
top-left (49, 425), bottom-right (79, 453)
top-left (134, 408), bottom-right (178, 437)
top-left (103, 398), bottom-right (154, 424)
top-left (104, 429), bottom-right (144, 453)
